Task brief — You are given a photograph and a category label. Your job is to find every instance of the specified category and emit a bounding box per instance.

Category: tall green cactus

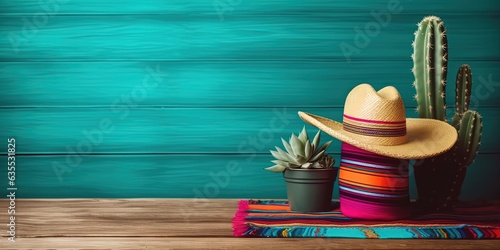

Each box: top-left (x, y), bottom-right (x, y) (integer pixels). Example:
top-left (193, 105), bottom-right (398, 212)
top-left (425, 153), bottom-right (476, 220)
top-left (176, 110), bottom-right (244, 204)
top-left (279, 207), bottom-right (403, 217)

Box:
top-left (412, 16), bottom-right (448, 122)
top-left (412, 16), bottom-right (483, 212)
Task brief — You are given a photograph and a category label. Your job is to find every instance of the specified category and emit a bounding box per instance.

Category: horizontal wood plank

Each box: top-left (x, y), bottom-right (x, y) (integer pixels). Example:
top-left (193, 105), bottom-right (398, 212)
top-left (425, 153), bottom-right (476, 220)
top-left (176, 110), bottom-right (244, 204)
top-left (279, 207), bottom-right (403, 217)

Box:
top-left (1, 0), bottom-right (499, 15)
top-left (0, 154), bottom-right (498, 199)
top-left (0, 155), bottom-right (322, 199)
top-left (1, 61), bottom-right (499, 107)
top-left (1, 14), bottom-right (498, 60)
top-left (1, 107), bottom-right (498, 154)
top-left (3, 237), bottom-right (500, 249)
top-left (0, 199), bottom-right (499, 249)
top-left (0, 199), bottom-right (235, 237)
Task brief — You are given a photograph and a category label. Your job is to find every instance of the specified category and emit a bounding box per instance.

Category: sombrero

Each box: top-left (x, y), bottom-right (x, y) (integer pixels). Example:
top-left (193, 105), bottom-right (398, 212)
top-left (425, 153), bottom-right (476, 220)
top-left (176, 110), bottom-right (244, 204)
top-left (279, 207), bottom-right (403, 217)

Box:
top-left (298, 83), bottom-right (457, 159)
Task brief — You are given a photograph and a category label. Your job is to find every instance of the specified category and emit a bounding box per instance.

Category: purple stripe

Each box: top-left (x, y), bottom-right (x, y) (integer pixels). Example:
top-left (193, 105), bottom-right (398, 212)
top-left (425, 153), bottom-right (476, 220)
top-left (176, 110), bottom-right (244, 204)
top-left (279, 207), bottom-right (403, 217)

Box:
top-left (339, 186), bottom-right (409, 198)
top-left (341, 159), bottom-right (396, 170)
top-left (343, 122), bottom-right (407, 137)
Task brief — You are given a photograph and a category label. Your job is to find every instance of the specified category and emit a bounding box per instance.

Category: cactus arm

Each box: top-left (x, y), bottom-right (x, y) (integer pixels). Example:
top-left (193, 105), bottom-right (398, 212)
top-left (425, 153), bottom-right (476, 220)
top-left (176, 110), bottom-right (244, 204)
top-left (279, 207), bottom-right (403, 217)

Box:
top-left (453, 110), bottom-right (482, 167)
top-left (413, 16), bottom-right (447, 122)
top-left (456, 65), bottom-right (472, 114)
top-left (433, 21), bottom-right (448, 121)
top-left (452, 65), bottom-right (473, 126)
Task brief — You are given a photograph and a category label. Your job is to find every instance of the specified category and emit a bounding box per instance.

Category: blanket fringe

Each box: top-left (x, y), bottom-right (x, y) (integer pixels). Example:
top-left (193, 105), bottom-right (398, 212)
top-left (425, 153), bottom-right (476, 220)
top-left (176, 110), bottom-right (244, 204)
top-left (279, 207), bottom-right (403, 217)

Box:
top-left (232, 200), bottom-right (250, 236)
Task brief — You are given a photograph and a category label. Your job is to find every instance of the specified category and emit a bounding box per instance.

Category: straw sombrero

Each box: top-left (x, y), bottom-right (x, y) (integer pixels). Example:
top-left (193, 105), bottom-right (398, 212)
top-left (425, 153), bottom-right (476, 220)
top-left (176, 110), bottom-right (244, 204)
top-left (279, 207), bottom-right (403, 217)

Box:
top-left (298, 83), bottom-right (457, 159)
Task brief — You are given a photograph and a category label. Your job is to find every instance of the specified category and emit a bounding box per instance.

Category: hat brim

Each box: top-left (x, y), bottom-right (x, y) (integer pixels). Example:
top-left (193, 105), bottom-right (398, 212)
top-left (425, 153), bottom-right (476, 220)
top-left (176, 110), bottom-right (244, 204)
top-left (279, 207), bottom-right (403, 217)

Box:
top-left (298, 111), bottom-right (458, 159)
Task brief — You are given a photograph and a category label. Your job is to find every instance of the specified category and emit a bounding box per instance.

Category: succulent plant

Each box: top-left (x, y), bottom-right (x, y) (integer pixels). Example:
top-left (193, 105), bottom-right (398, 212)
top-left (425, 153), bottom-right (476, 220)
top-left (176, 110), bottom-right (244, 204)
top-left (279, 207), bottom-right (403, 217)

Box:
top-left (265, 127), bottom-right (335, 172)
top-left (411, 16), bottom-right (483, 211)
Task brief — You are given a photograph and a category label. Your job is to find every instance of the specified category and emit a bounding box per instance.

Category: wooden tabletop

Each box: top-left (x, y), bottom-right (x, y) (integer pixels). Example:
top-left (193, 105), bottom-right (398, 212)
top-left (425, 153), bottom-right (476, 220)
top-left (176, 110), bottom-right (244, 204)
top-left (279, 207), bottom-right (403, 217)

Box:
top-left (0, 199), bottom-right (498, 249)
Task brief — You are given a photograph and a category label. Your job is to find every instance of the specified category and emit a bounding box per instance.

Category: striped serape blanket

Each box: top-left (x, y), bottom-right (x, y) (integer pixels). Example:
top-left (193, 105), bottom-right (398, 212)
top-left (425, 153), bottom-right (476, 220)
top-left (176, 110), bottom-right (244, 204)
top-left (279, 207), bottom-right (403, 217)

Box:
top-left (232, 200), bottom-right (500, 239)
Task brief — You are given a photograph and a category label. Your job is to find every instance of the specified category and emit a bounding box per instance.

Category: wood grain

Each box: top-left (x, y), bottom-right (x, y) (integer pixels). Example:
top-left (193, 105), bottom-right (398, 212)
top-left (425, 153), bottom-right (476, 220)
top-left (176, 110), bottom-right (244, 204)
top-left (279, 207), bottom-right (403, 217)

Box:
top-left (0, 199), bottom-right (498, 249)
top-left (1, 107), bottom-right (499, 154)
top-left (1, 0), bottom-right (498, 15)
top-left (3, 237), bottom-right (500, 249)
top-left (0, 154), bottom-right (498, 199)
top-left (1, 61), bottom-right (499, 107)
top-left (1, 14), bottom-right (499, 60)
top-left (0, 199), bottom-right (234, 237)
top-left (0, 154), bottom-right (296, 199)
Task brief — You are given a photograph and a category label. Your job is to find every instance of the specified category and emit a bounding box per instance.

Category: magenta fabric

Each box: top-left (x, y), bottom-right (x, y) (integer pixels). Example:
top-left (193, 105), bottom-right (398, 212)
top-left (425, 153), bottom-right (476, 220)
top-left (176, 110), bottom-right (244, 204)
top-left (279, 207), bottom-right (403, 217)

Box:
top-left (339, 142), bottom-right (411, 220)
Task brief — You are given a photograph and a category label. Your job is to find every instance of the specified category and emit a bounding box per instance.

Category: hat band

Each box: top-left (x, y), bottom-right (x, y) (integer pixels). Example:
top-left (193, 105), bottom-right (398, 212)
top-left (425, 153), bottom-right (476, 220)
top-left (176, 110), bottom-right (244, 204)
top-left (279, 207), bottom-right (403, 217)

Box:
top-left (342, 114), bottom-right (407, 137)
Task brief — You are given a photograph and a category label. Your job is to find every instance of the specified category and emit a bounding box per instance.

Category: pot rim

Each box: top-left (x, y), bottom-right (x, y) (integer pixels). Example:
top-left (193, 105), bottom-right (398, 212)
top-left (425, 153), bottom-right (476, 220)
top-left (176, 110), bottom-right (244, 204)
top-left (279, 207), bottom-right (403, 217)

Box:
top-left (284, 167), bottom-right (338, 172)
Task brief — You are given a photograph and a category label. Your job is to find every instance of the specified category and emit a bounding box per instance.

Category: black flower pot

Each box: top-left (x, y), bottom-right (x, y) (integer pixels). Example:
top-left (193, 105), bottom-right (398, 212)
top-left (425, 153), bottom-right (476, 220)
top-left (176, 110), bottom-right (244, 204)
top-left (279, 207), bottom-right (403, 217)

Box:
top-left (414, 158), bottom-right (468, 212)
top-left (283, 168), bottom-right (339, 212)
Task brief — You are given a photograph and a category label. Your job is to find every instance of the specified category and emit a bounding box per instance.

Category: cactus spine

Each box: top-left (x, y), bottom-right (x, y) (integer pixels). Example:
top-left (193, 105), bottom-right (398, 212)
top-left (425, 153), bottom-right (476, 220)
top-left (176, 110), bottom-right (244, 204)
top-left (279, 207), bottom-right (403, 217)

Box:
top-left (412, 17), bottom-right (483, 211)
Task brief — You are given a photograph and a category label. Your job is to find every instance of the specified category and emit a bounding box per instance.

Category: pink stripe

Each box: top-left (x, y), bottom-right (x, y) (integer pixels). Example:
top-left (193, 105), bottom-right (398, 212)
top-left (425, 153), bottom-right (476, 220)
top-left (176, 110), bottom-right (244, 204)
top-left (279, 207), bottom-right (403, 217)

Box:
top-left (343, 114), bottom-right (406, 125)
top-left (342, 142), bottom-right (375, 155)
top-left (340, 197), bottom-right (410, 220)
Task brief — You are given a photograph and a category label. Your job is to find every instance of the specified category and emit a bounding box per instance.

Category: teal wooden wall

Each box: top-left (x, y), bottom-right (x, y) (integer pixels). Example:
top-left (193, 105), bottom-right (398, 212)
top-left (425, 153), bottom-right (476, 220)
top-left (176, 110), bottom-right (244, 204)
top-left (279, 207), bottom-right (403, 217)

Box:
top-left (1, 0), bottom-right (499, 199)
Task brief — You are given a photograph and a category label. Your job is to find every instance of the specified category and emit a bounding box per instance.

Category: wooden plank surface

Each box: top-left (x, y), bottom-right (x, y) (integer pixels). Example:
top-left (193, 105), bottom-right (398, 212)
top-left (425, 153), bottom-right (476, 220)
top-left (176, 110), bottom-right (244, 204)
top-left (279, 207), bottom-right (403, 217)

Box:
top-left (4, 237), bottom-right (500, 250)
top-left (0, 199), bottom-right (498, 249)
top-left (1, 61), bottom-right (499, 107)
top-left (0, 154), bottom-right (498, 199)
top-left (1, 107), bottom-right (499, 154)
top-left (1, 14), bottom-right (499, 60)
top-left (1, 0), bottom-right (499, 15)
top-left (0, 199), bottom-right (235, 237)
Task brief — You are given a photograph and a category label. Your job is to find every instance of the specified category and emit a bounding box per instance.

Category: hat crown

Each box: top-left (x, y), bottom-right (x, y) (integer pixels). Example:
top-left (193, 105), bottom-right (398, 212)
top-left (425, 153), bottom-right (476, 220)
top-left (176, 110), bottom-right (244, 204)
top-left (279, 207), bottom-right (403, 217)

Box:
top-left (342, 84), bottom-right (407, 146)
top-left (344, 84), bottom-right (406, 122)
